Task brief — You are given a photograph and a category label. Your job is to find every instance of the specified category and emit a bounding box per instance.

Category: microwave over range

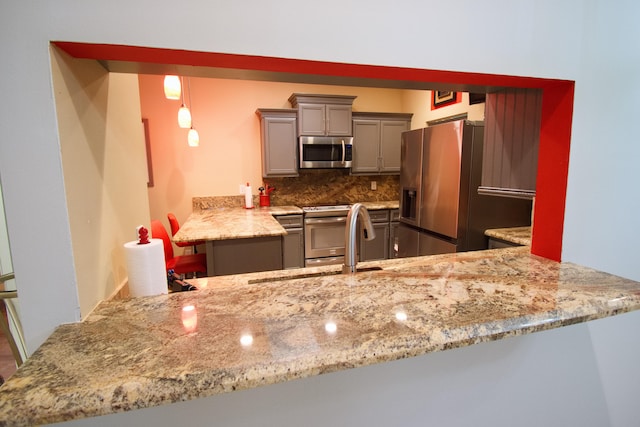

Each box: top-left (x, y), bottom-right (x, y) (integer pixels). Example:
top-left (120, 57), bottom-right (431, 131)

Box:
top-left (299, 136), bottom-right (353, 169)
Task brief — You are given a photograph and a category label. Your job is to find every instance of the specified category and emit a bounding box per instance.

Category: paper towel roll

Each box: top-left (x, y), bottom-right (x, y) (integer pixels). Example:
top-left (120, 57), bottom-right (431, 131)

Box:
top-left (124, 238), bottom-right (168, 297)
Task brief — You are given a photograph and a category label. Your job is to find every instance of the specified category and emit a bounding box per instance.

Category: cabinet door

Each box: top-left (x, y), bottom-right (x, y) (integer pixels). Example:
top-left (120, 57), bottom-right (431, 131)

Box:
top-left (282, 227), bottom-right (304, 269)
top-left (298, 104), bottom-right (327, 136)
top-left (379, 120), bottom-right (409, 173)
top-left (325, 104), bottom-right (352, 136)
top-left (359, 222), bottom-right (389, 261)
top-left (262, 116), bottom-right (298, 177)
top-left (210, 237), bottom-right (283, 275)
top-left (352, 119), bottom-right (381, 174)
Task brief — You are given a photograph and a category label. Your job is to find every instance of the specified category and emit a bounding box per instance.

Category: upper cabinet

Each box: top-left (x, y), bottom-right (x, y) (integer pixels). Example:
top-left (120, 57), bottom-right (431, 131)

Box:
top-left (256, 109), bottom-right (298, 178)
top-left (479, 88), bottom-right (542, 199)
top-left (351, 112), bottom-right (413, 175)
top-left (289, 93), bottom-right (356, 136)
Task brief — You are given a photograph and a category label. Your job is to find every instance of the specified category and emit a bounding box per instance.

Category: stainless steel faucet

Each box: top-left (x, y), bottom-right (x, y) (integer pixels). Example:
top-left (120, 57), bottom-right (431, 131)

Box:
top-left (343, 203), bottom-right (376, 274)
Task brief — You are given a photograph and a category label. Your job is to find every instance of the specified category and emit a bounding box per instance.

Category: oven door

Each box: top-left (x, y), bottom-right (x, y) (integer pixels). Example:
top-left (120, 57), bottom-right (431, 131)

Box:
top-left (304, 216), bottom-right (347, 259)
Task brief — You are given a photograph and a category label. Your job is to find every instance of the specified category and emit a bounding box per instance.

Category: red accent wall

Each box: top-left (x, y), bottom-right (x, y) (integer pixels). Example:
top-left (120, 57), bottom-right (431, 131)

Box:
top-left (52, 42), bottom-right (573, 261)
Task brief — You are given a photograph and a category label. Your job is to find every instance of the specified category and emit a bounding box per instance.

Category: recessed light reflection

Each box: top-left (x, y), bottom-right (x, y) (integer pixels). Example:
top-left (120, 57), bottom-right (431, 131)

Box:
top-left (240, 334), bottom-right (254, 347)
top-left (325, 321), bottom-right (337, 334)
top-left (395, 311), bottom-right (408, 322)
top-left (181, 305), bottom-right (198, 333)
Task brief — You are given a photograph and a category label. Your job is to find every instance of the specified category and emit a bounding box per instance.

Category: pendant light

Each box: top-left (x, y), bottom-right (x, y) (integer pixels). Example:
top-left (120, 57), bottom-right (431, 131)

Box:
top-left (188, 127), bottom-right (200, 147)
top-left (163, 75), bottom-right (181, 100)
top-left (177, 77), bottom-right (192, 128)
top-left (178, 106), bottom-right (192, 128)
top-left (186, 77), bottom-right (200, 147)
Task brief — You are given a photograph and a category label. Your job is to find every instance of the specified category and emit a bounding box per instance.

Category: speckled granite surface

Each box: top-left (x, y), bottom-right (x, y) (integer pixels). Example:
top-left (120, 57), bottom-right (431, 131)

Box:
top-left (360, 200), bottom-right (399, 211)
top-left (173, 206), bottom-right (301, 242)
top-left (174, 202), bottom-right (396, 243)
top-left (1, 247), bottom-right (640, 426)
top-left (485, 226), bottom-right (532, 246)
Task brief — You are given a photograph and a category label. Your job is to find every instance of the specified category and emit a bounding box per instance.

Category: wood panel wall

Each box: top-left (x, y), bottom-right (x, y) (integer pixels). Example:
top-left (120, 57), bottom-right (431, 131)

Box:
top-left (480, 88), bottom-right (542, 199)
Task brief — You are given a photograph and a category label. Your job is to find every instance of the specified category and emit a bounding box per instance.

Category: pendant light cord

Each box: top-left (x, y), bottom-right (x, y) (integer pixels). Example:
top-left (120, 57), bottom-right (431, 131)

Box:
top-left (187, 77), bottom-right (194, 127)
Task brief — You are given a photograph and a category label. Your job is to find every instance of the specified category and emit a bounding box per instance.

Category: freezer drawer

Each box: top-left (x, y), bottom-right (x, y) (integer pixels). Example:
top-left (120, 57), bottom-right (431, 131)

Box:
top-left (397, 223), bottom-right (419, 258)
top-left (418, 232), bottom-right (457, 256)
top-left (397, 223), bottom-right (457, 258)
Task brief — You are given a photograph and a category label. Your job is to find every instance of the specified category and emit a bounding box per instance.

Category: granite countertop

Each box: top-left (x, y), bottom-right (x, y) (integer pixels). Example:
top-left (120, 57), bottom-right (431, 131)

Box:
top-left (173, 206), bottom-right (302, 242)
top-left (485, 226), bottom-right (533, 246)
top-left (1, 247), bottom-right (640, 426)
top-left (360, 201), bottom-right (399, 210)
top-left (173, 203), bottom-right (397, 243)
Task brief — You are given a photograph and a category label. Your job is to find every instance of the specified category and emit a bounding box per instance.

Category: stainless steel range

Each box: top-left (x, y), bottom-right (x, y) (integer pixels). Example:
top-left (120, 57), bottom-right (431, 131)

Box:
top-left (302, 205), bottom-right (350, 267)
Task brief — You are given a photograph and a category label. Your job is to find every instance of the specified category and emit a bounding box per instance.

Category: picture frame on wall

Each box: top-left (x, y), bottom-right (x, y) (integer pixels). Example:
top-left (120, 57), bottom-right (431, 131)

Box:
top-left (142, 118), bottom-right (154, 188)
top-left (432, 91), bottom-right (458, 109)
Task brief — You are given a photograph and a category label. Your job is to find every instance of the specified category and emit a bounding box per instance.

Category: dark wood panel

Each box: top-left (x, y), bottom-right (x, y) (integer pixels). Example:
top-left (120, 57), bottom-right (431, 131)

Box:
top-left (481, 88), bottom-right (541, 197)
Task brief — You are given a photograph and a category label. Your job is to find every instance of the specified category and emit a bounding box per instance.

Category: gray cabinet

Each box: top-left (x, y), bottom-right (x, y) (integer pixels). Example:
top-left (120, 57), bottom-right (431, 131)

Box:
top-left (352, 113), bottom-right (412, 174)
top-left (256, 109), bottom-right (298, 177)
top-left (288, 93), bottom-right (356, 136)
top-left (479, 88), bottom-right (541, 199)
top-left (275, 214), bottom-right (304, 269)
top-left (206, 237), bottom-right (283, 276)
top-left (359, 210), bottom-right (390, 262)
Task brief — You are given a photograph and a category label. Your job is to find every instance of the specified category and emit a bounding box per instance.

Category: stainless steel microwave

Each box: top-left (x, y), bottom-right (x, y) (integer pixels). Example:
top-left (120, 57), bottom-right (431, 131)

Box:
top-left (299, 136), bottom-right (353, 169)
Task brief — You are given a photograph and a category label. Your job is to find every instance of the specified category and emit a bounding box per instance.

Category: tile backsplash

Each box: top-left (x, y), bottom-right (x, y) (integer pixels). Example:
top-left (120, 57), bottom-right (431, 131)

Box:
top-left (265, 170), bottom-right (399, 206)
top-left (194, 170), bottom-right (399, 210)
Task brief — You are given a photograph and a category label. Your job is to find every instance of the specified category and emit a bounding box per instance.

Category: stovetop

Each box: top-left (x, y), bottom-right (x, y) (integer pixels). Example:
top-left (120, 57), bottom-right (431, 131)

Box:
top-left (302, 204), bottom-right (351, 217)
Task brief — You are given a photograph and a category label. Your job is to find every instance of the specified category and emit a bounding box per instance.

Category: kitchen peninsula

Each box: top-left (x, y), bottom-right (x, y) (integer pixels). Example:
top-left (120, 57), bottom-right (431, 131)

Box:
top-left (1, 247), bottom-right (639, 426)
top-left (173, 198), bottom-right (399, 274)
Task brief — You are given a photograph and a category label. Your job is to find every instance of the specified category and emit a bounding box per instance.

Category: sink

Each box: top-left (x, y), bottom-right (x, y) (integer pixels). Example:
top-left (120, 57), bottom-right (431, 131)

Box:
top-left (248, 266), bottom-right (383, 284)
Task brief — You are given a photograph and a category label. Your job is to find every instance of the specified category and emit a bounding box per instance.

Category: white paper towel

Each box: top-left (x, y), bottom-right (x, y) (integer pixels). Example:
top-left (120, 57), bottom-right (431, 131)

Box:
top-left (124, 238), bottom-right (168, 297)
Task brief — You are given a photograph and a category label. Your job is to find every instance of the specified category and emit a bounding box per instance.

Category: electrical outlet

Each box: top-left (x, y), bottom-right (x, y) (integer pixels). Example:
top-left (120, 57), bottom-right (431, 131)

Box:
top-left (371, 181), bottom-right (377, 190)
top-left (239, 184), bottom-right (246, 194)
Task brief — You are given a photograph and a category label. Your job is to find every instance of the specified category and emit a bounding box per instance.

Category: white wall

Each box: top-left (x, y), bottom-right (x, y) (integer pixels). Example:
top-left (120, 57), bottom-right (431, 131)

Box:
top-left (561, 1), bottom-right (640, 281)
top-left (0, 1), bottom-right (639, 425)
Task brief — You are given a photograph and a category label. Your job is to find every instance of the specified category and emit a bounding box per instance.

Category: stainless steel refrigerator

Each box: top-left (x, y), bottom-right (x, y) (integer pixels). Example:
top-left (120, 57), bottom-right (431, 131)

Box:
top-left (397, 120), bottom-right (532, 257)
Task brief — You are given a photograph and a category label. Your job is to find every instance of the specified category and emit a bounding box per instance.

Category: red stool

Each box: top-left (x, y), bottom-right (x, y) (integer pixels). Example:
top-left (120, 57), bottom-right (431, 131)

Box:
top-left (151, 220), bottom-right (207, 278)
top-left (167, 213), bottom-right (205, 254)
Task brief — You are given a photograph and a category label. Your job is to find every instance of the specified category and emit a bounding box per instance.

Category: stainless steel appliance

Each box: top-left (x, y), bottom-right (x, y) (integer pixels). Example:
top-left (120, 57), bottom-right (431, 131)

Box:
top-left (299, 136), bottom-right (353, 169)
top-left (302, 205), bottom-right (350, 266)
top-left (398, 120), bottom-right (532, 257)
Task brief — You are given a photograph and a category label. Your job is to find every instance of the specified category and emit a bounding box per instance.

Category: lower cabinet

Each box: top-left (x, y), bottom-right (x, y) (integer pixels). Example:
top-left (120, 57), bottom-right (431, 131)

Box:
top-left (275, 214), bottom-right (305, 269)
top-left (359, 210), bottom-right (390, 262)
top-left (206, 236), bottom-right (283, 276)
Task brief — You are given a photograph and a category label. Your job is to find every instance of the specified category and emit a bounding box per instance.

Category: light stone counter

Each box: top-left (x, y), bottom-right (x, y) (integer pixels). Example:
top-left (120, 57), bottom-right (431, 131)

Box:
top-left (1, 247), bottom-right (640, 426)
top-left (172, 206), bottom-right (302, 243)
top-left (360, 200), bottom-right (399, 211)
top-left (485, 226), bottom-right (533, 246)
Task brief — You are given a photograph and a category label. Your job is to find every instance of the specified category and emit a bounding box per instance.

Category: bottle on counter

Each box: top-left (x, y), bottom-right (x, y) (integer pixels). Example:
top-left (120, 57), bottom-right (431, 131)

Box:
top-left (244, 182), bottom-right (254, 209)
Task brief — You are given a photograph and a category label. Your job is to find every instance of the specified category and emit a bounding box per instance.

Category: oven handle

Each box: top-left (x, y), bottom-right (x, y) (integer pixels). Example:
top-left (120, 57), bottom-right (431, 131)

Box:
top-left (305, 216), bottom-right (347, 225)
top-left (341, 139), bottom-right (346, 164)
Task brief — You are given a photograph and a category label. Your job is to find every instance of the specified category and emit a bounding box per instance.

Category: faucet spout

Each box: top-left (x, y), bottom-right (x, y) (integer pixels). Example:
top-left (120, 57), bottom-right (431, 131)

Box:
top-left (343, 203), bottom-right (376, 274)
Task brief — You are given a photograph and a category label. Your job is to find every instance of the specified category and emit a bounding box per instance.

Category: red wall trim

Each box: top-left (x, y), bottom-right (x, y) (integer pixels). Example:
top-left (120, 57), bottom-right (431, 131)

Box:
top-left (531, 81), bottom-right (574, 261)
top-left (52, 41), bottom-right (573, 261)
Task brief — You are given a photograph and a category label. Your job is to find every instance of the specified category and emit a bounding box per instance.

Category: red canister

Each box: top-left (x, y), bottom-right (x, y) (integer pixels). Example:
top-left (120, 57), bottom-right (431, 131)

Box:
top-left (259, 194), bottom-right (271, 207)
